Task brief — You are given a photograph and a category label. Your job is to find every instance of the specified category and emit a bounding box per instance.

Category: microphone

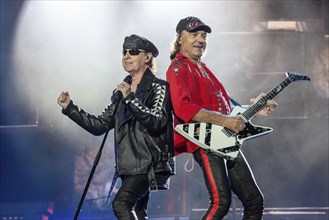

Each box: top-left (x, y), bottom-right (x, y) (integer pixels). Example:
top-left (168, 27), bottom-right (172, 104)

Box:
top-left (111, 75), bottom-right (132, 103)
top-left (123, 74), bottom-right (132, 85)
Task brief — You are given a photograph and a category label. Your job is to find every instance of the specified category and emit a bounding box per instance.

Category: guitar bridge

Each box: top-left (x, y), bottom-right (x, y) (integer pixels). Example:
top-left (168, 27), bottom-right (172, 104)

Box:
top-left (222, 128), bottom-right (236, 137)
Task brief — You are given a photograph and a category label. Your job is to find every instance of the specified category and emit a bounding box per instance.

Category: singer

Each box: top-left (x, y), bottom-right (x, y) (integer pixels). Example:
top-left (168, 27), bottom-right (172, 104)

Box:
top-left (57, 34), bottom-right (175, 219)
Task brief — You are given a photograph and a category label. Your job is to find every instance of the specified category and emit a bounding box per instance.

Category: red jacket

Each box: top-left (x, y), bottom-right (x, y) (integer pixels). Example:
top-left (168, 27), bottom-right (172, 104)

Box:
top-left (166, 53), bottom-right (231, 155)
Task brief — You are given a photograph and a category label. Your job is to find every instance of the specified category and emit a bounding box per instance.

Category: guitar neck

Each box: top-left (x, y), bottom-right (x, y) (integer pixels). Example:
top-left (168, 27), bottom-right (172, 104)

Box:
top-left (241, 77), bottom-right (292, 121)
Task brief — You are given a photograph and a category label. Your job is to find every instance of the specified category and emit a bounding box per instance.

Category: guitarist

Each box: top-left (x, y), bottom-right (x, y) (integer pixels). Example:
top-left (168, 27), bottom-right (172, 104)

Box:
top-left (166, 16), bottom-right (278, 220)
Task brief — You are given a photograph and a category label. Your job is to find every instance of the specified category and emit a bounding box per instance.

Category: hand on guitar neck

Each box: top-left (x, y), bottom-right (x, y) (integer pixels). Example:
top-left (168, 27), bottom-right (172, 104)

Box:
top-left (250, 93), bottom-right (278, 117)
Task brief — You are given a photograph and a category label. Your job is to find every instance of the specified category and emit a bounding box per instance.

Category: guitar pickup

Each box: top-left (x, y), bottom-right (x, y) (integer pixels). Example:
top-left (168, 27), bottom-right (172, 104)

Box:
top-left (217, 145), bottom-right (240, 153)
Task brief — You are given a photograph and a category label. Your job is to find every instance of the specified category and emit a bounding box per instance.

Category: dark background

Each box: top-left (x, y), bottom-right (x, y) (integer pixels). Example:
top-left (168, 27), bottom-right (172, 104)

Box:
top-left (1, 0), bottom-right (328, 219)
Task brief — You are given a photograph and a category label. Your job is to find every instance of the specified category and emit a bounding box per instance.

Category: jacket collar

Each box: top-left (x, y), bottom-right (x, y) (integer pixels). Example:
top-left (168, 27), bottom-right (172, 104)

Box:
top-left (136, 68), bottom-right (155, 92)
top-left (176, 52), bottom-right (205, 66)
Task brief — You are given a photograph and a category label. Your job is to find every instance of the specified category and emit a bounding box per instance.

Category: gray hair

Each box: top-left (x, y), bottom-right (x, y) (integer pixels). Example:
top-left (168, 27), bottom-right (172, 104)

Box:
top-left (169, 34), bottom-right (181, 60)
top-left (169, 32), bottom-right (208, 60)
top-left (148, 58), bottom-right (157, 73)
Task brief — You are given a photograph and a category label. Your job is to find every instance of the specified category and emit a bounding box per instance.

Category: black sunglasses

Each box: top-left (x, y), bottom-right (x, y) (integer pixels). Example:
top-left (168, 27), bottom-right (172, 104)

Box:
top-left (122, 49), bottom-right (145, 56)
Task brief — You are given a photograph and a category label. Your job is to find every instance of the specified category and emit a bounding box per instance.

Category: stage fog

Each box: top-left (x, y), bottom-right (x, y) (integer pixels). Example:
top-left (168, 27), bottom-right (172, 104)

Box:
top-left (1, 1), bottom-right (328, 219)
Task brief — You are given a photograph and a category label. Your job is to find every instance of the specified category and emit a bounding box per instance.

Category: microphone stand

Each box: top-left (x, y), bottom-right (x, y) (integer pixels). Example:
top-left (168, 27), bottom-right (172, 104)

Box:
top-left (73, 75), bottom-right (131, 219)
top-left (73, 129), bottom-right (110, 220)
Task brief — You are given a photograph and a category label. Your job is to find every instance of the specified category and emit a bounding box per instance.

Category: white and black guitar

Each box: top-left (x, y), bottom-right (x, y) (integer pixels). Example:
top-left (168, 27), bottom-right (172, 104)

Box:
top-left (175, 72), bottom-right (311, 159)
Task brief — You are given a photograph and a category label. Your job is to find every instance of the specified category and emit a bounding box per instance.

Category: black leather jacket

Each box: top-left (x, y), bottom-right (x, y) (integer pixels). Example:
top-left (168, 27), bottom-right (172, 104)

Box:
top-left (62, 69), bottom-right (174, 189)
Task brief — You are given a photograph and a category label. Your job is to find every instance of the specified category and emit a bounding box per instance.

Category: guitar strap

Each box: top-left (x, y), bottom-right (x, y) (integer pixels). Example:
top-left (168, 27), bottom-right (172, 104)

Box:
top-left (228, 95), bottom-right (242, 107)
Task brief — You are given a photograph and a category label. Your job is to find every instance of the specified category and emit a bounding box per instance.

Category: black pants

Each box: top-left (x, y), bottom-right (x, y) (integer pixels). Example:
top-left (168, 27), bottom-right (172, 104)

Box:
top-left (193, 148), bottom-right (264, 220)
top-left (112, 174), bottom-right (150, 220)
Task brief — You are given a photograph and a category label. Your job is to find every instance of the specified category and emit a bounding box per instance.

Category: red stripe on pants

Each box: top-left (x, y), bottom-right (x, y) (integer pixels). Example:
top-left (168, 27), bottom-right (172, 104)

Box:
top-left (200, 149), bottom-right (220, 220)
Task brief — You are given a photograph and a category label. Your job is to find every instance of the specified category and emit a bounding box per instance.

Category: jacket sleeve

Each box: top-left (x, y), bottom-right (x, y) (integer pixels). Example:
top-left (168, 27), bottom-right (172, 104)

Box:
top-left (62, 99), bottom-right (115, 136)
top-left (123, 81), bottom-right (172, 134)
top-left (166, 59), bottom-right (202, 123)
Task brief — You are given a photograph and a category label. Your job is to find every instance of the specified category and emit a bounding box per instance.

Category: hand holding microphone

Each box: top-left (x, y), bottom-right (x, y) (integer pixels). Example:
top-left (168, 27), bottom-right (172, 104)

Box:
top-left (115, 75), bottom-right (132, 100)
top-left (111, 75), bottom-right (132, 116)
top-left (116, 82), bottom-right (131, 98)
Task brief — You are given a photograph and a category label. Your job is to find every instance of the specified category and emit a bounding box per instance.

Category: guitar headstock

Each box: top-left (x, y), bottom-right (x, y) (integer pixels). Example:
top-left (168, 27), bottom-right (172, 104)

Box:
top-left (286, 72), bottom-right (311, 82)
